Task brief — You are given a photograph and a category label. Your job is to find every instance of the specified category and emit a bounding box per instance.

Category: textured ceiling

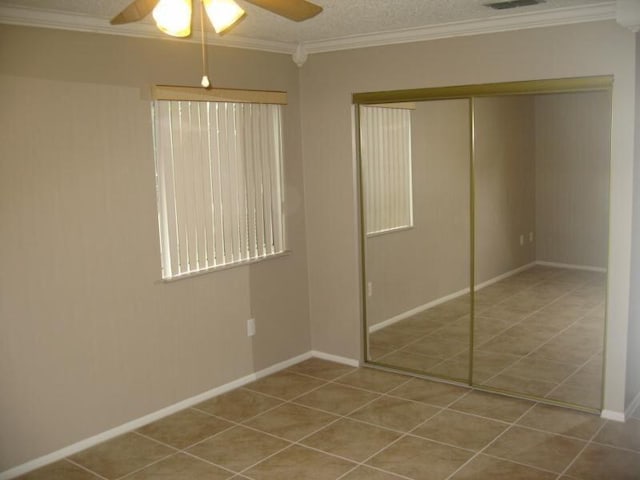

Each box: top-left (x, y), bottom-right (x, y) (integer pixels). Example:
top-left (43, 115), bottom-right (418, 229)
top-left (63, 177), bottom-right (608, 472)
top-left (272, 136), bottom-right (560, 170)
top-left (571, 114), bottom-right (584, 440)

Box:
top-left (0, 0), bottom-right (608, 44)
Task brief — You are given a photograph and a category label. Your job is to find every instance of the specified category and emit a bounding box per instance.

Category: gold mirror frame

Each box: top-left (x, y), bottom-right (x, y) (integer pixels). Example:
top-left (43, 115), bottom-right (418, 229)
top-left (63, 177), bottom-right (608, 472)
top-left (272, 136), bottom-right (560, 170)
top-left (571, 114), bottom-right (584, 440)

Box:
top-left (354, 75), bottom-right (613, 414)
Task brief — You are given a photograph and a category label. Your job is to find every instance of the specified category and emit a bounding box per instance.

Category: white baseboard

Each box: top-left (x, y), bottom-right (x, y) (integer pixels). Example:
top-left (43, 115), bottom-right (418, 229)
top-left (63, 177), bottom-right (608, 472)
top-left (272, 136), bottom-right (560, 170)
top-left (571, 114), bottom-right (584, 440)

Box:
top-left (0, 369), bottom-right (258, 480)
top-left (369, 286), bottom-right (469, 333)
top-left (0, 350), bottom-right (346, 480)
top-left (311, 350), bottom-right (360, 367)
top-left (601, 409), bottom-right (626, 422)
top-left (536, 260), bottom-right (607, 273)
top-left (474, 262), bottom-right (536, 290)
top-left (254, 351), bottom-right (313, 379)
top-left (369, 262), bottom-right (536, 333)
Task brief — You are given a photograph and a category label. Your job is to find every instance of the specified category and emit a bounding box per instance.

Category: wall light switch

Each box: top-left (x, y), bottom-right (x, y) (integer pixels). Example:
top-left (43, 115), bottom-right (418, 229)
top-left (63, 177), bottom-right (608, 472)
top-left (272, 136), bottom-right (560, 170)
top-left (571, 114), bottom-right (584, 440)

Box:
top-left (367, 282), bottom-right (373, 297)
top-left (529, 232), bottom-right (534, 242)
top-left (247, 318), bottom-right (256, 337)
top-left (519, 234), bottom-right (524, 246)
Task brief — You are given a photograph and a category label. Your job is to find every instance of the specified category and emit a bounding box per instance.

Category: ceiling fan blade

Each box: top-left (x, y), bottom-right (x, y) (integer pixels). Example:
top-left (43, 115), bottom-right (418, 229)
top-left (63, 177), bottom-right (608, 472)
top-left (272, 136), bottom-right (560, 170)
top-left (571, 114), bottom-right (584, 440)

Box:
top-left (243, 0), bottom-right (322, 21)
top-left (110, 0), bottom-right (160, 25)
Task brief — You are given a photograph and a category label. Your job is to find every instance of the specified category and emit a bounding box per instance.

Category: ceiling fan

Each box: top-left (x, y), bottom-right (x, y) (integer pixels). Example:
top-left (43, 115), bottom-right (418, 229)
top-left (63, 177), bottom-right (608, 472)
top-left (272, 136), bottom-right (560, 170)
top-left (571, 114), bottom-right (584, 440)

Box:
top-left (111, 0), bottom-right (323, 37)
top-left (111, 0), bottom-right (322, 87)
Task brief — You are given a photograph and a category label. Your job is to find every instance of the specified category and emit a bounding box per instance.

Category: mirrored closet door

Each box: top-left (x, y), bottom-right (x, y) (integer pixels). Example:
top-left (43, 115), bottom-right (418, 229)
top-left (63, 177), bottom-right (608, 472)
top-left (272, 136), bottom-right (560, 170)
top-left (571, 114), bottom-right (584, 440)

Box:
top-left (356, 77), bottom-right (611, 412)
top-left (472, 91), bottom-right (611, 410)
top-left (360, 99), bottom-right (472, 383)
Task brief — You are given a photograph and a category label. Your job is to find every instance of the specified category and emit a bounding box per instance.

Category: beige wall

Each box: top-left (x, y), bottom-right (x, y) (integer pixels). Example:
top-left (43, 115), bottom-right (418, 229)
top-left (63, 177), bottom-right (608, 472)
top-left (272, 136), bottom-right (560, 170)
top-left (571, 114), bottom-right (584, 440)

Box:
top-left (627, 32), bottom-right (640, 410)
top-left (366, 100), bottom-right (470, 327)
top-left (474, 96), bottom-right (537, 282)
top-left (299, 21), bottom-right (636, 414)
top-left (534, 92), bottom-right (611, 269)
top-left (0, 25), bottom-right (310, 471)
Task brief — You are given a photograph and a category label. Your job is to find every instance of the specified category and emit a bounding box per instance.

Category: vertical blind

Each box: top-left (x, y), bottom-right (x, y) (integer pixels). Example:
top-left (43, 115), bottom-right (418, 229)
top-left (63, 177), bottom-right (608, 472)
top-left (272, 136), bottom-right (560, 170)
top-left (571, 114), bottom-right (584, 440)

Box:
top-left (153, 100), bottom-right (285, 279)
top-left (359, 106), bottom-right (413, 235)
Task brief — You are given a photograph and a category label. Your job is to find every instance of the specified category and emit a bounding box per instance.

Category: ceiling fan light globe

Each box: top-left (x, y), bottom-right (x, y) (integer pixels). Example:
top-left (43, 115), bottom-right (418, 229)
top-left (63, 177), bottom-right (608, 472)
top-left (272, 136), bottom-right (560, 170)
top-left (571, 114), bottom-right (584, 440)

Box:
top-left (152, 0), bottom-right (192, 37)
top-left (203, 0), bottom-right (245, 34)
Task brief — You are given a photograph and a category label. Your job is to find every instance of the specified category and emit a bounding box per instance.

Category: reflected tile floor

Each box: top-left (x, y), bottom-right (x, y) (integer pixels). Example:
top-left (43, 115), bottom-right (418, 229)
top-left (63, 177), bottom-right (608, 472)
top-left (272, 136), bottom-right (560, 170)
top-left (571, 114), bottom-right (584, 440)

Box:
top-left (18, 360), bottom-right (640, 480)
top-left (369, 266), bottom-right (606, 410)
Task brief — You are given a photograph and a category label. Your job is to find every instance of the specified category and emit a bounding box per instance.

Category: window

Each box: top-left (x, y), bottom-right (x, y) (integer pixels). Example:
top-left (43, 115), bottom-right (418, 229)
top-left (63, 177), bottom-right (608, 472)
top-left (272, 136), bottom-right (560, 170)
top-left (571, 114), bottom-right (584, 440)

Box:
top-left (152, 88), bottom-right (286, 279)
top-left (359, 105), bottom-right (413, 235)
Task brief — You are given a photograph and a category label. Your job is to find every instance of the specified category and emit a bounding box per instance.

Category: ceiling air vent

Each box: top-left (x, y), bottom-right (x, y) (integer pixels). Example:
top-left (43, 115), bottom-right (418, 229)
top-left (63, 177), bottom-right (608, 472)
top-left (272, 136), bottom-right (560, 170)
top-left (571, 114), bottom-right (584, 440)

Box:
top-left (485, 0), bottom-right (545, 10)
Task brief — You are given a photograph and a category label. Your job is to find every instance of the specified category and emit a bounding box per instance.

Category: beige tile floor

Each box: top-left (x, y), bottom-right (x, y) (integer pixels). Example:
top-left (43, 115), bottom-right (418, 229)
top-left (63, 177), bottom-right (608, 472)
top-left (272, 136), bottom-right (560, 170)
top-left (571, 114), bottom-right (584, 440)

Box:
top-left (369, 266), bottom-right (606, 410)
top-left (19, 359), bottom-right (640, 480)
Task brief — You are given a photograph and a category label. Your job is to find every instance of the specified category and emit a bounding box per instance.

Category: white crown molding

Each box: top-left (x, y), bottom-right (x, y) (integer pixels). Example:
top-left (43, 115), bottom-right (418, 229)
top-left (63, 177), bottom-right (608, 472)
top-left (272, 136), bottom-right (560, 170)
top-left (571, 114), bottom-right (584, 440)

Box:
top-left (0, 2), bottom-right (618, 59)
top-left (0, 4), bottom-right (296, 54)
top-left (303, 2), bottom-right (617, 54)
top-left (616, 0), bottom-right (640, 32)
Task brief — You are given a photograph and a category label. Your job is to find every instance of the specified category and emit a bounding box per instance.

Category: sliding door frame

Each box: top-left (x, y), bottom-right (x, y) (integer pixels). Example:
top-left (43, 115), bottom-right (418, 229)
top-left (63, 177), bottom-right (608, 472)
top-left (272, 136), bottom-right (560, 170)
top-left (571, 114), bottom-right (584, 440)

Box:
top-left (353, 75), bottom-right (613, 414)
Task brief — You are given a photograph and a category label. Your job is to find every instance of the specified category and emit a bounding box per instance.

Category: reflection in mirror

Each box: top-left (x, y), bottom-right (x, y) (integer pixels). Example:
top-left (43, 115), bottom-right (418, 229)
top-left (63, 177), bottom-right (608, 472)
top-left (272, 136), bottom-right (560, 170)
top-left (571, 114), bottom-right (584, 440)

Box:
top-left (362, 99), bottom-right (471, 382)
top-left (472, 91), bottom-right (610, 410)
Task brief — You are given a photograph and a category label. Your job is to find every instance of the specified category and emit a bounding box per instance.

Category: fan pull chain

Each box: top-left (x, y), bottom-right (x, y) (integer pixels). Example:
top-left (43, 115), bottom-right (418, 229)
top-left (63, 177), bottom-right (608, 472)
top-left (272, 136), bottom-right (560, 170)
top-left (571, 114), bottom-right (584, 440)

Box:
top-left (199, 0), bottom-right (211, 88)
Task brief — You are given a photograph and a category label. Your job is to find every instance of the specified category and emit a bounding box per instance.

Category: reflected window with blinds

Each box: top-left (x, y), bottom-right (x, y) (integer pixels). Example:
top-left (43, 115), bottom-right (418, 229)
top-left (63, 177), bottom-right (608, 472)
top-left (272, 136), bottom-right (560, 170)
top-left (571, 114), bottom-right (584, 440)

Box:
top-left (359, 105), bottom-right (413, 236)
top-left (152, 89), bottom-right (287, 280)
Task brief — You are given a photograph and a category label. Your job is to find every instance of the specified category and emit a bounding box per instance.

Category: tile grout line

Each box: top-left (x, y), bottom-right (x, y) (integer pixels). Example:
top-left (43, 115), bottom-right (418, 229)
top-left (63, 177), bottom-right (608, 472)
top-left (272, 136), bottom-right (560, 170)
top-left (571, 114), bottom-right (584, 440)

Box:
top-left (589, 439), bottom-right (640, 454)
top-left (337, 464), bottom-right (415, 480)
top-left (442, 400), bottom-right (539, 480)
top-left (63, 458), bottom-right (110, 480)
top-left (544, 347), bottom-right (604, 399)
top-left (500, 421), bottom-right (601, 444)
top-left (479, 451), bottom-right (568, 476)
top-left (554, 417), bottom-right (610, 480)
top-left (332, 440), bottom-right (415, 480)
top-left (177, 449), bottom-right (241, 476)
top-left (113, 448), bottom-right (177, 480)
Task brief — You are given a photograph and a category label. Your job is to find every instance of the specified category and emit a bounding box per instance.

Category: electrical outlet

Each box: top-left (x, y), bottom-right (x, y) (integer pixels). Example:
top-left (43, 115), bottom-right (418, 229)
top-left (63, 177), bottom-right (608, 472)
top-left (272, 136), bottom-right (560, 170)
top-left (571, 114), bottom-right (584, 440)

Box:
top-left (247, 318), bottom-right (256, 337)
top-left (519, 234), bottom-right (524, 246)
top-left (367, 282), bottom-right (373, 297)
